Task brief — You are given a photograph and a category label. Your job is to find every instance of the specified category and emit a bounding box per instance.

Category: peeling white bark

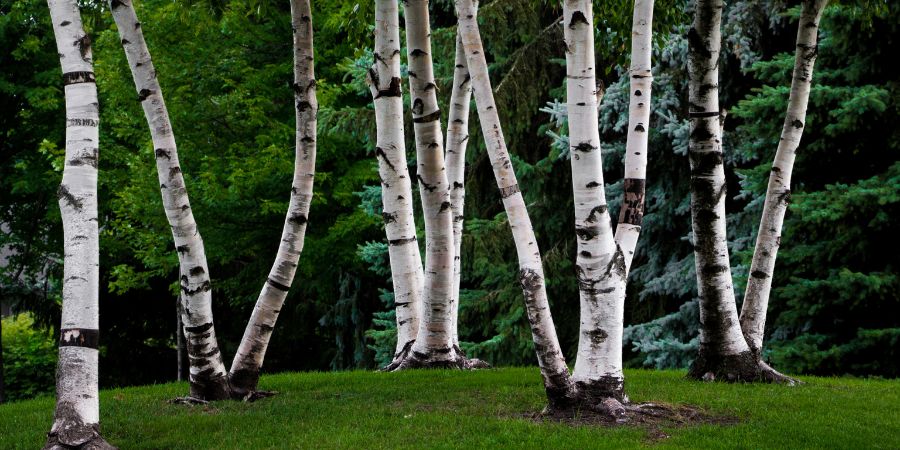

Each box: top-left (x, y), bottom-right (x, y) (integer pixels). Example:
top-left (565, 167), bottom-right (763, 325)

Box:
top-left (457, 0), bottom-right (573, 403)
top-left (445, 33), bottom-right (473, 347)
top-left (109, 0), bottom-right (228, 400)
top-left (45, 1), bottom-right (110, 447)
top-left (615, 0), bottom-right (654, 273)
top-left (403, 0), bottom-right (457, 361)
top-left (563, 0), bottom-right (626, 400)
top-left (367, 0), bottom-right (424, 358)
top-left (740, 0), bottom-right (828, 352)
top-left (687, 0), bottom-right (751, 361)
top-left (229, 0), bottom-right (318, 395)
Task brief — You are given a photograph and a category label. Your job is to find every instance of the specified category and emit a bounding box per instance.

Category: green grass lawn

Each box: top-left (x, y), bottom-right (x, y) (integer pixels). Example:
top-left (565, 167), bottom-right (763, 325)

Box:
top-left (1, 368), bottom-right (898, 449)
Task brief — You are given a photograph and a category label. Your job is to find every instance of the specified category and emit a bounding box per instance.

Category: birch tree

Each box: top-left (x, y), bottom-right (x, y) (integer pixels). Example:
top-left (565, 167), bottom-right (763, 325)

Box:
top-left (228, 0), bottom-right (319, 398)
top-left (109, 0), bottom-right (229, 400)
top-left (44, 0), bottom-right (114, 447)
top-left (390, 0), bottom-right (468, 368)
top-left (444, 33), bottom-right (473, 348)
top-left (687, 0), bottom-right (826, 382)
top-left (367, 0), bottom-right (425, 363)
top-left (456, 0), bottom-right (575, 406)
top-left (739, 0), bottom-right (828, 358)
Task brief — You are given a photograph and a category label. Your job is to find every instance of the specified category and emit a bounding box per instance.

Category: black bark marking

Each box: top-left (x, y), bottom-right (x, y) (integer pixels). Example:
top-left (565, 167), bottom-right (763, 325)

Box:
top-left (417, 175), bottom-right (436, 192)
top-left (460, 73), bottom-right (471, 88)
top-left (412, 98), bottom-right (424, 115)
top-left (413, 109), bottom-right (441, 123)
top-left (689, 150), bottom-right (724, 174)
top-left (60, 20), bottom-right (71, 26)
top-left (586, 181), bottom-right (600, 188)
top-left (791, 119), bottom-right (804, 129)
top-left (439, 201), bottom-right (451, 212)
top-left (59, 328), bottom-right (99, 349)
top-left (137, 88), bottom-right (153, 102)
top-left (634, 89), bottom-right (642, 96)
top-left (189, 266), bottom-right (205, 276)
top-left (452, 181), bottom-right (464, 190)
top-left (62, 71), bottom-right (95, 85)
top-left (267, 278), bottom-right (290, 292)
top-left (618, 178), bottom-right (646, 226)
top-left (296, 101), bottom-right (312, 112)
top-left (184, 322), bottom-right (213, 334)
top-left (176, 245), bottom-right (190, 254)
top-left (575, 225), bottom-right (599, 241)
top-left (568, 11), bottom-right (590, 29)
top-left (68, 148), bottom-right (99, 168)
top-left (110, 0), bottom-right (126, 8)
top-left (573, 141), bottom-right (597, 152)
top-left (585, 328), bottom-right (608, 344)
top-left (155, 148), bottom-right (171, 160)
top-left (687, 27), bottom-right (712, 59)
top-left (288, 214), bottom-right (308, 225)
top-left (57, 185), bottom-right (83, 210)
top-left (66, 118), bottom-right (99, 127)
top-left (499, 184), bottom-right (520, 199)
top-left (75, 34), bottom-right (91, 59)
top-left (750, 270), bottom-right (769, 279)
top-left (410, 49), bottom-right (427, 57)
top-left (389, 237), bottom-right (417, 246)
top-left (689, 111), bottom-right (720, 118)
top-left (382, 212), bottom-right (397, 224)
top-left (181, 280), bottom-right (211, 296)
top-left (586, 205), bottom-right (608, 223)
top-left (375, 77), bottom-right (402, 98)
top-left (634, 124), bottom-right (645, 132)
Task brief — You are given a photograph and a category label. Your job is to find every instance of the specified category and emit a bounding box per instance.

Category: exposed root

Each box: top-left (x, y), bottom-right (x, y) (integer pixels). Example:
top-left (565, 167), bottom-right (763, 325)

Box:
top-left (44, 426), bottom-right (116, 450)
top-left (688, 349), bottom-right (801, 385)
top-left (167, 396), bottom-right (210, 405)
top-left (240, 390), bottom-right (279, 402)
top-left (382, 340), bottom-right (491, 371)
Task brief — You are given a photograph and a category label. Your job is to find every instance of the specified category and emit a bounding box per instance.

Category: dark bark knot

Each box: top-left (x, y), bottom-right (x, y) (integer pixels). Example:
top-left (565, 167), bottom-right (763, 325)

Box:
top-left (137, 88), bottom-right (153, 102)
top-left (568, 11), bottom-right (590, 29)
top-left (57, 185), bottom-right (83, 210)
top-left (417, 175), bottom-right (436, 192)
top-left (573, 141), bottom-right (597, 153)
top-left (375, 145), bottom-right (397, 170)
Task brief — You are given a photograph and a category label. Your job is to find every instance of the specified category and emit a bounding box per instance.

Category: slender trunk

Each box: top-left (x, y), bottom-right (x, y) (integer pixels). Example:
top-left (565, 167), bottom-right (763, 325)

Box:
top-left (45, 1), bottom-right (112, 447)
top-left (444, 32), bottom-right (473, 347)
top-left (686, 0), bottom-right (757, 380)
top-left (615, 0), bottom-right (654, 272)
top-left (176, 298), bottom-right (183, 382)
top-left (109, 0), bottom-right (229, 400)
top-left (564, 0), bottom-right (627, 403)
top-left (228, 0), bottom-right (318, 397)
top-left (739, 0), bottom-right (828, 353)
top-left (401, 0), bottom-right (458, 365)
top-left (456, 0), bottom-right (573, 405)
top-left (368, 0), bottom-right (424, 362)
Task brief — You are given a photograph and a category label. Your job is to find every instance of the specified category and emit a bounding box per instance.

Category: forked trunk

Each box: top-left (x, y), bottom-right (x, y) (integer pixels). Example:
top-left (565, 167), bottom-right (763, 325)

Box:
top-left (367, 0), bottom-right (425, 363)
top-left (444, 33), bottom-right (473, 347)
top-left (564, 0), bottom-right (628, 404)
top-left (686, 0), bottom-right (758, 381)
top-left (739, 0), bottom-right (828, 354)
top-left (109, 0), bottom-right (229, 400)
top-left (456, 0), bottom-right (572, 404)
top-left (228, 0), bottom-right (318, 397)
top-left (45, 1), bottom-right (114, 447)
top-left (394, 0), bottom-right (463, 368)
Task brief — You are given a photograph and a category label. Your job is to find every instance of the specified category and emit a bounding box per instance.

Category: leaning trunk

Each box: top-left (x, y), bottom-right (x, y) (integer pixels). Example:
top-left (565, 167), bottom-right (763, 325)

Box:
top-left (368, 0), bottom-right (425, 363)
top-left (228, 0), bottom-right (318, 397)
top-left (456, 0), bottom-right (574, 406)
top-left (686, 0), bottom-right (757, 380)
top-left (45, 1), bottom-right (113, 447)
top-left (444, 32), bottom-right (473, 347)
top-left (739, 0), bottom-right (828, 354)
top-left (397, 0), bottom-right (459, 367)
top-left (109, 0), bottom-right (229, 400)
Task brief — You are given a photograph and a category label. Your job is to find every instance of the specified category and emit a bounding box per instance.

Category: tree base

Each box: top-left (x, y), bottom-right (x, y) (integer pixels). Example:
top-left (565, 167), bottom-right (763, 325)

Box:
top-left (687, 349), bottom-right (800, 385)
top-left (537, 400), bottom-right (737, 432)
top-left (44, 425), bottom-right (116, 450)
top-left (382, 341), bottom-right (491, 371)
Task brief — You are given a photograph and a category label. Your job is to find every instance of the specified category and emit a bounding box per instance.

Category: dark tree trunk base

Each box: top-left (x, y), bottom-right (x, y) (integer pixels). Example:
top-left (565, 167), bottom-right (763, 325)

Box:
top-left (44, 426), bottom-right (116, 450)
top-left (382, 341), bottom-right (491, 371)
top-left (226, 369), bottom-right (280, 401)
top-left (687, 349), bottom-right (800, 385)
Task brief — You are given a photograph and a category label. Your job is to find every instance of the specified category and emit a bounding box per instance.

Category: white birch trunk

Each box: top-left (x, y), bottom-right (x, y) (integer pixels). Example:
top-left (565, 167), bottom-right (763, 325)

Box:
top-left (445, 33), bottom-right (473, 347)
top-left (367, 0), bottom-right (425, 361)
top-left (563, 0), bottom-right (627, 402)
top-left (687, 0), bottom-right (756, 379)
top-left (402, 0), bottom-right (457, 363)
top-left (456, 0), bottom-right (574, 404)
top-left (739, 0), bottom-right (828, 353)
top-left (45, 1), bottom-right (112, 447)
top-left (109, 0), bottom-right (229, 399)
top-left (615, 0), bottom-right (654, 273)
top-left (228, 0), bottom-right (318, 396)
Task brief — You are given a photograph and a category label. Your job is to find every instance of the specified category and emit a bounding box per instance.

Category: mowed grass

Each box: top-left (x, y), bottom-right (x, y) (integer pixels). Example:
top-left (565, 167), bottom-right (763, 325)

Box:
top-left (1, 368), bottom-right (898, 449)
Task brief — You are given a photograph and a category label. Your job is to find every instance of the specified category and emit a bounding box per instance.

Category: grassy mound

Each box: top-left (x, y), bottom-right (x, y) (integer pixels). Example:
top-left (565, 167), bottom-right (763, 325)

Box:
top-left (1, 368), bottom-right (897, 448)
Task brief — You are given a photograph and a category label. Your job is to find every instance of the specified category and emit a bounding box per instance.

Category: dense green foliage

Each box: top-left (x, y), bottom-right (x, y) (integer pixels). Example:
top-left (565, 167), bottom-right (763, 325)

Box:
top-left (0, 314), bottom-right (56, 402)
top-left (0, 0), bottom-right (897, 402)
top-left (3, 368), bottom-right (900, 448)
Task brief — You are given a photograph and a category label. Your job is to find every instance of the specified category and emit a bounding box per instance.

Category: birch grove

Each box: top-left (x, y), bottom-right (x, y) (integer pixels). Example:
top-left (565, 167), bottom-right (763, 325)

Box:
top-left (228, 0), bottom-right (319, 398)
top-left (109, 0), bottom-right (230, 400)
top-left (367, 0), bottom-right (425, 363)
top-left (45, 0), bottom-right (113, 447)
top-left (687, 0), bottom-right (827, 382)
